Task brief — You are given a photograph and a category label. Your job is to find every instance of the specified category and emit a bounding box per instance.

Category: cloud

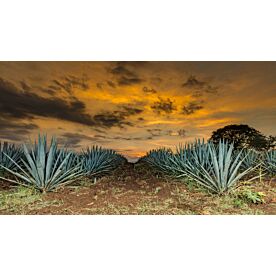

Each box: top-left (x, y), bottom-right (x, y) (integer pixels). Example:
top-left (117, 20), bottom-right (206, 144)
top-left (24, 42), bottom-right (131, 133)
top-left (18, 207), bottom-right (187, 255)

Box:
top-left (182, 101), bottom-right (204, 115)
top-left (182, 75), bottom-right (205, 88)
top-left (20, 81), bottom-right (31, 91)
top-left (151, 77), bottom-right (163, 84)
top-left (0, 77), bottom-right (147, 133)
top-left (147, 128), bottom-right (185, 138)
top-left (112, 136), bottom-right (148, 141)
top-left (177, 129), bottom-right (187, 137)
top-left (147, 128), bottom-right (163, 137)
top-left (106, 80), bottom-right (116, 88)
top-left (51, 74), bottom-right (89, 94)
top-left (182, 75), bottom-right (219, 96)
top-left (117, 61), bottom-right (148, 67)
top-left (110, 65), bottom-right (136, 77)
top-left (58, 132), bottom-right (103, 148)
top-left (119, 105), bottom-right (143, 116)
top-left (117, 76), bottom-right (143, 86)
top-left (0, 77), bottom-right (95, 126)
top-left (109, 63), bottom-right (143, 86)
top-left (96, 82), bottom-right (104, 90)
top-left (0, 117), bottom-right (38, 141)
top-left (143, 86), bottom-right (157, 93)
top-left (151, 97), bottom-right (177, 114)
top-left (93, 105), bottom-right (143, 129)
top-left (93, 112), bottom-right (130, 128)
top-left (204, 84), bottom-right (219, 94)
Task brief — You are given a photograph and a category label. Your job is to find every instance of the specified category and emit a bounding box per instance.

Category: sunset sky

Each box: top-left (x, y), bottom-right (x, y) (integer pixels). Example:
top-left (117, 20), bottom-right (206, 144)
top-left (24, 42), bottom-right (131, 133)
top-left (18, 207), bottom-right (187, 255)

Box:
top-left (0, 61), bottom-right (275, 160)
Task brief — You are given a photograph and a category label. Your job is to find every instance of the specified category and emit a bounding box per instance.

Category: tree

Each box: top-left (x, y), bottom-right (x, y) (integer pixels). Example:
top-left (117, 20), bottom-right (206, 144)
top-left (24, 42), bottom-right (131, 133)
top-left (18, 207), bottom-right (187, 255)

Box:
top-left (209, 124), bottom-right (274, 150)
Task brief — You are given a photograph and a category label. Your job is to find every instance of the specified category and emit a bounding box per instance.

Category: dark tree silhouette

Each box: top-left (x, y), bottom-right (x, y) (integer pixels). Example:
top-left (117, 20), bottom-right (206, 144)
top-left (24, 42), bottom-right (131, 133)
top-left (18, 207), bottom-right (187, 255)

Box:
top-left (209, 124), bottom-right (275, 150)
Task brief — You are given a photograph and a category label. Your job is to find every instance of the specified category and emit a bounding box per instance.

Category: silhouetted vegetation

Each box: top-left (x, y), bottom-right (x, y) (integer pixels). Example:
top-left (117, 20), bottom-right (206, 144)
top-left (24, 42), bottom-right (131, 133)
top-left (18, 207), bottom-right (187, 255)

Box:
top-left (210, 124), bottom-right (275, 150)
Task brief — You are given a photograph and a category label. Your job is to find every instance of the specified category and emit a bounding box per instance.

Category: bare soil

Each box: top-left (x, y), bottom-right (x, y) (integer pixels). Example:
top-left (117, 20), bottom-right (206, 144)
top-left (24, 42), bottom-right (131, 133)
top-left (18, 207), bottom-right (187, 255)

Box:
top-left (0, 163), bottom-right (275, 215)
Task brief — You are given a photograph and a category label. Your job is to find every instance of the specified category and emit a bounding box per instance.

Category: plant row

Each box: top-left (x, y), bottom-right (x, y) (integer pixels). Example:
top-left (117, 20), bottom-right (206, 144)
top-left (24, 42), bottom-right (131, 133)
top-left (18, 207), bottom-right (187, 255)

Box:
top-left (0, 135), bottom-right (126, 192)
top-left (141, 140), bottom-right (276, 194)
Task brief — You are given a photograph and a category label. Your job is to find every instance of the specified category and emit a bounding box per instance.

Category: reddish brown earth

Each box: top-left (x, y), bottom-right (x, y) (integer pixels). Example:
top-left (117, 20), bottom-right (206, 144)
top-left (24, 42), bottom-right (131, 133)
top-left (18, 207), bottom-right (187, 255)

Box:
top-left (0, 163), bottom-right (275, 215)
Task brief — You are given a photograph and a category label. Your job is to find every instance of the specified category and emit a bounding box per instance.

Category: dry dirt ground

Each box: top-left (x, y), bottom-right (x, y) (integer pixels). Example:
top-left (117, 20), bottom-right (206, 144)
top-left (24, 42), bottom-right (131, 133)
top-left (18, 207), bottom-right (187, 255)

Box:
top-left (0, 162), bottom-right (275, 215)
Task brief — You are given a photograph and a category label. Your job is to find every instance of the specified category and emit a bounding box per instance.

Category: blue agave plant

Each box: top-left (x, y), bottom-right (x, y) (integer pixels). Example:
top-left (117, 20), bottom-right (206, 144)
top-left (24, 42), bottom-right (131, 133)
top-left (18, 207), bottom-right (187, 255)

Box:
top-left (81, 146), bottom-right (126, 177)
top-left (0, 141), bottom-right (22, 172)
top-left (143, 140), bottom-right (254, 194)
top-left (0, 135), bottom-right (84, 192)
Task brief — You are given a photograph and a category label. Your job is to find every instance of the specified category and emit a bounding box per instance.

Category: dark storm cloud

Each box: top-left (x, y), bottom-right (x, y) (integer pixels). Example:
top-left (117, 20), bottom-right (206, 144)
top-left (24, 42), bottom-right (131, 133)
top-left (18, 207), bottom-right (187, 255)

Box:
top-left (151, 97), bottom-right (177, 114)
top-left (0, 77), bottom-right (95, 126)
top-left (182, 101), bottom-right (204, 115)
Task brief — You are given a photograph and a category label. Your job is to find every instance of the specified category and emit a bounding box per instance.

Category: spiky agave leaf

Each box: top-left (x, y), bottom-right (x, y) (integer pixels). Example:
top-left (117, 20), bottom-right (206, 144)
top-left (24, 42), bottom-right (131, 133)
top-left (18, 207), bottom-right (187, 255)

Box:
top-left (0, 135), bottom-right (84, 192)
top-left (142, 148), bottom-right (175, 174)
top-left (235, 149), bottom-right (261, 171)
top-left (263, 149), bottom-right (276, 175)
top-left (0, 141), bottom-right (23, 172)
top-left (143, 140), bottom-right (254, 194)
top-left (179, 141), bottom-right (253, 194)
top-left (174, 139), bottom-right (213, 176)
top-left (82, 145), bottom-right (125, 177)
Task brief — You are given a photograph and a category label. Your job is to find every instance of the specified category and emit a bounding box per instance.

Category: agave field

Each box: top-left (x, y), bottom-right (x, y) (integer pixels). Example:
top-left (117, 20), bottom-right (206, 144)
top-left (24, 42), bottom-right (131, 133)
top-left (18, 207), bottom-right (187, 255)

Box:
top-left (0, 135), bottom-right (275, 214)
top-left (0, 135), bottom-right (126, 193)
top-left (142, 140), bottom-right (276, 194)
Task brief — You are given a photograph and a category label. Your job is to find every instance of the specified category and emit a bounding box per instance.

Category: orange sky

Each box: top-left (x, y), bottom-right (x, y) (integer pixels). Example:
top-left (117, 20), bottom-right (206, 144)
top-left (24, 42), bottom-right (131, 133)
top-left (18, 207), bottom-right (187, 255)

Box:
top-left (0, 61), bottom-right (275, 161)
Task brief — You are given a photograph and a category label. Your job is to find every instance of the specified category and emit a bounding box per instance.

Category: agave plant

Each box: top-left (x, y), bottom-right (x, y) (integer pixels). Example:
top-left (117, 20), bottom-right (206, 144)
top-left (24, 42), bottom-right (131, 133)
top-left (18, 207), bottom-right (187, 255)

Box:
top-left (144, 140), bottom-right (254, 194)
top-left (81, 146), bottom-right (125, 177)
top-left (263, 149), bottom-right (276, 175)
top-left (0, 141), bottom-right (22, 172)
top-left (181, 141), bottom-right (254, 194)
top-left (0, 135), bottom-right (84, 192)
top-left (142, 148), bottom-right (175, 174)
top-left (235, 149), bottom-right (260, 171)
top-left (174, 140), bottom-right (212, 174)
